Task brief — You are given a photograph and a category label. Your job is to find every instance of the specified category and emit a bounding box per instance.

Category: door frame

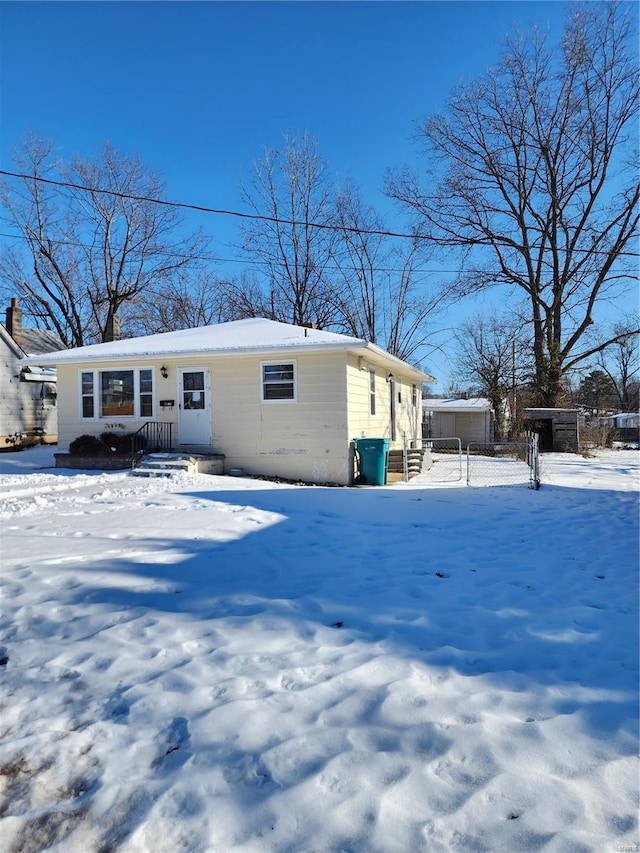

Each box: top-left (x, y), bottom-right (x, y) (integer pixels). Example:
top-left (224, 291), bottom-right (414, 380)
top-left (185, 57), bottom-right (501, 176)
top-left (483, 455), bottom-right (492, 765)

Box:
top-left (389, 379), bottom-right (397, 442)
top-left (177, 365), bottom-right (212, 446)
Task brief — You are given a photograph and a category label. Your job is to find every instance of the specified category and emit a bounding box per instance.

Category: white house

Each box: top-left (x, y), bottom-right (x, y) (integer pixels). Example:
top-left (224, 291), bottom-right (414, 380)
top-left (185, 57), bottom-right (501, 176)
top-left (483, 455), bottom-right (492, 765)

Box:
top-left (35, 318), bottom-right (434, 485)
top-left (1, 298), bottom-right (64, 448)
top-left (422, 397), bottom-right (495, 445)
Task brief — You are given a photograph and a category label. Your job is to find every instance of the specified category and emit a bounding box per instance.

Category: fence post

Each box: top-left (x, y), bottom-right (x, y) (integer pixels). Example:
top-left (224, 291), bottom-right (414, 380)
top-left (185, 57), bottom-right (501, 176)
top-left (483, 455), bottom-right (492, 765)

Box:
top-left (402, 431), bottom-right (409, 482)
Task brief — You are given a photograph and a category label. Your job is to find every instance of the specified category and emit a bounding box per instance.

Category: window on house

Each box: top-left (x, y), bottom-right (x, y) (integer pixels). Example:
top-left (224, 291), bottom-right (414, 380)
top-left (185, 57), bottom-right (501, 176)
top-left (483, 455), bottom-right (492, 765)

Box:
top-left (262, 362), bottom-right (296, 401)
top-left (101, 370), bottom-right (134, 417)
top-left (81, 371), bottom-right (94, 418)
top-left (181, 371), bottom-right (205, 409)
top-left (412, 384), bottom-right (418, 407)
top-left (80, 368), bottom-right (155, 419)
top-left (41, 383), bottom-right (57, 408)
top-left (369, 368), bottom-right (376, 415)
top-left (139, 369), bottom-right (153, 417)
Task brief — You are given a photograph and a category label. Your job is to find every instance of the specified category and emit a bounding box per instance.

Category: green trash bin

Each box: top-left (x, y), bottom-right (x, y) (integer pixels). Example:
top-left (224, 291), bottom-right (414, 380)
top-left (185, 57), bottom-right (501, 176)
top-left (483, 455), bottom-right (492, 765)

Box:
top-left (354, 438), bottom-right (390, 485)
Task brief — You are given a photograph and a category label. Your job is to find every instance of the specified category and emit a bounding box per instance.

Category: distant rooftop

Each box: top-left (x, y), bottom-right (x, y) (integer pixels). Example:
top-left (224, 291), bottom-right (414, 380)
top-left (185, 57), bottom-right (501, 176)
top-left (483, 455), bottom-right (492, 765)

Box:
top-left (19, 328), bottom-right (67, 357)
top-left (422, 397), bottom-right (492, 411)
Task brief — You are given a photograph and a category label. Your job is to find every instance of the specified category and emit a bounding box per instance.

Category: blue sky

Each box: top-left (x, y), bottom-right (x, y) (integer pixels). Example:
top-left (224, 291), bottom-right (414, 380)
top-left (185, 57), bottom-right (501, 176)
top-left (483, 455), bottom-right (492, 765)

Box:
top-left (0, 1), bottom-right (612, 386)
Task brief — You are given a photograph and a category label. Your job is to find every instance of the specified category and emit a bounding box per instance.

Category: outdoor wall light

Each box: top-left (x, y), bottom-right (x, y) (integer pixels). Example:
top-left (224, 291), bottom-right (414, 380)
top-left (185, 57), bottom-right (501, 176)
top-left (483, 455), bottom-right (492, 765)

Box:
top-left (160, 365), bottom-right (169, 379)
top-left (387, 372), bottom-right (394, 382)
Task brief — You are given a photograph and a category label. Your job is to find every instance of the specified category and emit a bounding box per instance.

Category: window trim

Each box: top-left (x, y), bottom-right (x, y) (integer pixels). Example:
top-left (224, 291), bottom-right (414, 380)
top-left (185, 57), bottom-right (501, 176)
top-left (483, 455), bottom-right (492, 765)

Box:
top-left (80, 370), bottom-right (95, 420)
top-left (260, 360), bottom-right (297, 403)
top-left (79, 367), bottom-right (156, 421)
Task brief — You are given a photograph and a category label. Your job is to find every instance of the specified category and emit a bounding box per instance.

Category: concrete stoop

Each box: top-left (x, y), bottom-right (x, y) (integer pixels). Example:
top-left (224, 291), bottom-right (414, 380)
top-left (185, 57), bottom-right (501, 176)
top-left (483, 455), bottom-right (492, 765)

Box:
top-left (131, 452), bottom-right (225, 478)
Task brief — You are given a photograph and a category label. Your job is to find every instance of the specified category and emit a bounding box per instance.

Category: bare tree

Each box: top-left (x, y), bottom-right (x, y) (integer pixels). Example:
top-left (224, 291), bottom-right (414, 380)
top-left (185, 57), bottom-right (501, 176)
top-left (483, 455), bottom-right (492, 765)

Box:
top-left (388, 2), bottom-right (639, 406)
top-left (221, 271), bottom-right (281, 321)
top-left (0, 135), bottom-right (210, 345)
top-left (332, 182), bottom-right (386, 343)
top-left (126, 271), bottom-right (238, 335)
top-left (598, 321), bottom-right (640, 411)
top-left (453, 312), bottom-right (531, 437)
top-left (332, 182), bottom-right (439, 363)
top-left (238, 132), bottom-right (339, 328)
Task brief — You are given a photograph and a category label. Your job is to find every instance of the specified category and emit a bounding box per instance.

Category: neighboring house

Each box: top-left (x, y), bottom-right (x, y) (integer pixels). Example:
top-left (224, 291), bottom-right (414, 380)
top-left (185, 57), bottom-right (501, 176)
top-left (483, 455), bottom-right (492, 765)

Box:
top-left (1, 298), bottom-right (65, 448)
top-left (596, 412), bottom-right (639, 444)
top-left (422, 397), bottom-right (495, 445)
top-left (35, 317), bottom-right (434, 485)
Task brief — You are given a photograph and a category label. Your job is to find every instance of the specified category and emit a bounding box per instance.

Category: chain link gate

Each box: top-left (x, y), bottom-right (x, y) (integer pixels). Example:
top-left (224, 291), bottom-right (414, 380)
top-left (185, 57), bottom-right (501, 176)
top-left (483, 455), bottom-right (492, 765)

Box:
top-left (466, 434), bottom-right (540, 489)
top-left (421, 437), bottom-right (464, 483)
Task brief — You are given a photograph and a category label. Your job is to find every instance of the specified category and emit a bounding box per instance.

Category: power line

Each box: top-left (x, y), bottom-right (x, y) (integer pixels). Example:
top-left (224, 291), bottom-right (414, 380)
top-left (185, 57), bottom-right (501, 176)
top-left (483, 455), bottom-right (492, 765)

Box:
top-left (0, 167), bottom-right (637, 263)
top-left (0, 168), bottom-right (423, 241)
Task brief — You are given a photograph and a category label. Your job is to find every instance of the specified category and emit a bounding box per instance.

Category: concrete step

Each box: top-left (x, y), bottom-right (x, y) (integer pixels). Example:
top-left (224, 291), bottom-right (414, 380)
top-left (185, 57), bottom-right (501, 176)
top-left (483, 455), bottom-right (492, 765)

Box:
top-left (387, 448), bottom-right (425, 475)
top-left (131, 452), bottom-right (225, 477)
top-left (131, 469), bottom-right (176, 478)
top-left (386, 447), bottom-right (425, 480)
top-left (132, 452), bottom-right (197, 477)
top-left (138, 460), bottom-right (192, 470)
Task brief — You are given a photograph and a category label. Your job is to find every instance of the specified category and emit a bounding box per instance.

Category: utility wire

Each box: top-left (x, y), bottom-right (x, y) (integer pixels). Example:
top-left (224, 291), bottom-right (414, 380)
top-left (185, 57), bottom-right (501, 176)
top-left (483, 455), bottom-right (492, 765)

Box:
top-left (0, 168), bottom-right (637, 261)
top-left (0, 169), bottom-right (423, 240)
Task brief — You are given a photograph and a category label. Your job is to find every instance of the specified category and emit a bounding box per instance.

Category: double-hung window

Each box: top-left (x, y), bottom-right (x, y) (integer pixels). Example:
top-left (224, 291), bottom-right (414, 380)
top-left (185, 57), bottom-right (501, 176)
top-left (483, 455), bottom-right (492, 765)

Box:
top-left (81, 371), bottom-right (95, 418)
top-left (139, 369), bottom-right (153, 417)
top-left (80, 368), bottom-right (155, 420)
top-left (261, 362), bottom-right (296, 402)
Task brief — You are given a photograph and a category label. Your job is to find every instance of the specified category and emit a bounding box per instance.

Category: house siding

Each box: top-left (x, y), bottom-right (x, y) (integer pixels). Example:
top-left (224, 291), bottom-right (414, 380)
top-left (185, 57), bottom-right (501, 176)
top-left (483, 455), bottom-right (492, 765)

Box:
top-left (53, 339), bottom-right (428, 485)
top-left (212, 352), bottom-right (350, 483)
top-left (56, 352), bottom-right (353, 484)
top-left (56, 360), bottom-right (171, 450)
top-left (346, 354), bottom-right (422, 449)
top-left (0, 334), bottom-right (58, 446)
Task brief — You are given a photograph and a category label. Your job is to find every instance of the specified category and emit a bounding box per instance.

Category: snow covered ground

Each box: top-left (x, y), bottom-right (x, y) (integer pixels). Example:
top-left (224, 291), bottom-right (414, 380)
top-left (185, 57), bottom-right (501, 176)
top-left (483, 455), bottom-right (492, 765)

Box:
top-left (0, 446), bottom-right (638, 853)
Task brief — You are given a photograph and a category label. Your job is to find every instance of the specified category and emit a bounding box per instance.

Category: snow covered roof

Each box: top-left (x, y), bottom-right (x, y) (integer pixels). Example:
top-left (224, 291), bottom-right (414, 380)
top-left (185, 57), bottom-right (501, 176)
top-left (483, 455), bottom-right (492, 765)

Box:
top-left (612, 413), bottom-right (640, 427)
top-left (34, 317), bottom-right (434, 382)
top-left (422, 397), bottom-right (492, 412)
top-left (19, 328), bottom-right (67, 356)
top-left (1, 323), bottom-right (65, 364)
top-left (21, 366), bottom-right (57, 382)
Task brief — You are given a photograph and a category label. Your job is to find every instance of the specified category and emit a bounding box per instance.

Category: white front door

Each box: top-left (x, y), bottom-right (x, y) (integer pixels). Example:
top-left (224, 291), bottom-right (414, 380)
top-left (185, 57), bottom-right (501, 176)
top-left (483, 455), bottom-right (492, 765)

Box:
top-left (178, 367), bottom-right (212, 446)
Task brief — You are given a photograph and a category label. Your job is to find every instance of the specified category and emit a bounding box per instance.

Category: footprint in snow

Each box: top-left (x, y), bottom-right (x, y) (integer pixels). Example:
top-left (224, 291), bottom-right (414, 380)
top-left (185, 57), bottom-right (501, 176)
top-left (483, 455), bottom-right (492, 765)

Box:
top-left (152, 716), bottom-right (191, 769)
top-left (103, 685), bottom-right (131, 723)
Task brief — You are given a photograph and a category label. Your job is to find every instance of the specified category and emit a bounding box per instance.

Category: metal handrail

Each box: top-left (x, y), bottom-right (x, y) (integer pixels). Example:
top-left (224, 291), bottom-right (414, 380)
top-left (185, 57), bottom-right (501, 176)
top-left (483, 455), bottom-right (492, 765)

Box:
top-left (131, 422), bottom-right (173, 469)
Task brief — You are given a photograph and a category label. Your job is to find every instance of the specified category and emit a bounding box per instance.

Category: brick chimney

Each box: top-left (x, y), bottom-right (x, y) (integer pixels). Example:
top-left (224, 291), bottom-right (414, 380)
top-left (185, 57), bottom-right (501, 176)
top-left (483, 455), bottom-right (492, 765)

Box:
top-left (104, 311), bottom-right (121, 342)
top-left (5, 297), bottom-right (23, 347)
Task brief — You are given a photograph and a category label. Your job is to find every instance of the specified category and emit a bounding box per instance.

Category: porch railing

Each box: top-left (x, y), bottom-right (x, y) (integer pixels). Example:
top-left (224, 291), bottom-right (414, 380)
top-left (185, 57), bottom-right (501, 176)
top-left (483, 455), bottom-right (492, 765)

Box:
top-left (131, 421), bottom-right (173, 468)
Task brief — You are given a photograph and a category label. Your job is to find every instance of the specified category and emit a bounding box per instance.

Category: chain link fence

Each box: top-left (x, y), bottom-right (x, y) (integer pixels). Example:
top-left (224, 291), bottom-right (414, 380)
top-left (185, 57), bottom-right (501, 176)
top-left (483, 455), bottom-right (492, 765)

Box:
top-left (421, 437), bottom-right (463, 483)
top-left (467, 435), bottom-right (540, 488)
top-left (420, 435), bottom-right (540, 488)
